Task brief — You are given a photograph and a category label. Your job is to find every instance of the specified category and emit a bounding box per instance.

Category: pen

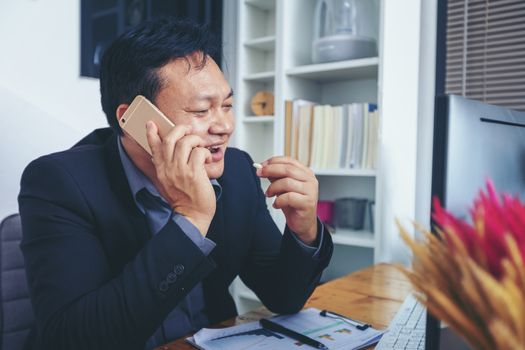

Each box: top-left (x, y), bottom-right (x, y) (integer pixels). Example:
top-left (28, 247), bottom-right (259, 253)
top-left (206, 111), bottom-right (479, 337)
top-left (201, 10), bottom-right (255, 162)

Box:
top-left (259, 318), bottom-right (329, 350)
top-left (319, 310), bottom-right (371, 330)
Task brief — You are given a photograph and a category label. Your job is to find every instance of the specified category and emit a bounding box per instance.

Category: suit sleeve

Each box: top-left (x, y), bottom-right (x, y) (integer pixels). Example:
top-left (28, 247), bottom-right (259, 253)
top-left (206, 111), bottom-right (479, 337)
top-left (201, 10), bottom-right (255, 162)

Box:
top-left (238, 152), bottom-right (333, 314)
top-left (18, 156), bottom-right (216, 350)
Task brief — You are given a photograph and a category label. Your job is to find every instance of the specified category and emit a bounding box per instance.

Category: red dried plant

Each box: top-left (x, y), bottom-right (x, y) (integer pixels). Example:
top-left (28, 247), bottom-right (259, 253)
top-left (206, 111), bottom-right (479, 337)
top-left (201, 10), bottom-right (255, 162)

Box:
top-left (399, 181), bottom-right (525, 349)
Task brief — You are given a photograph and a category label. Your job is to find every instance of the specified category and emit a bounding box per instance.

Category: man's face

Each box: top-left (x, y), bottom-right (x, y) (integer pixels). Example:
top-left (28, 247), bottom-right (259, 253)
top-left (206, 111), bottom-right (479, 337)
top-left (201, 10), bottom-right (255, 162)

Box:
top-left (154, 53), bottom-right (235, 179)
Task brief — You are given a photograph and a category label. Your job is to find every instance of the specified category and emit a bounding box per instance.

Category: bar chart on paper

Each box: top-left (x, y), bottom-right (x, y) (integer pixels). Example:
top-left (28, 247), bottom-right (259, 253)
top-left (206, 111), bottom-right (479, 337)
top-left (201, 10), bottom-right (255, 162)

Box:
top-left (273, 309), bottom-right (385, 349)
top-left (186, 308), bottom-right (385, 350)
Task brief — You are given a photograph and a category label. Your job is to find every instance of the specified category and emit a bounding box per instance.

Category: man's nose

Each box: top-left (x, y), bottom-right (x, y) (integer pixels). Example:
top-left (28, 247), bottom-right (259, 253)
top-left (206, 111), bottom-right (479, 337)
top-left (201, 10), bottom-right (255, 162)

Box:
top-left (210, 109), bottom-right (234, 135)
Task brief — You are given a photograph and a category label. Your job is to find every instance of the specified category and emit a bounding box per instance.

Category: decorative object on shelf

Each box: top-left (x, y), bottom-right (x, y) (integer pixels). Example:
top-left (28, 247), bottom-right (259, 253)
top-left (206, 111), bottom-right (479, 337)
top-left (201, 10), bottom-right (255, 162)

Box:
top-left (312, 0), bottom-right (378, 63)
top-left (250, 91), bottom-right (274, 116)
top-left (317, 200), bottom-right (335, 226)
top-left (398, 181), bottom-right (525, 350)
top-left (334, 197), bottom-right (368, 230)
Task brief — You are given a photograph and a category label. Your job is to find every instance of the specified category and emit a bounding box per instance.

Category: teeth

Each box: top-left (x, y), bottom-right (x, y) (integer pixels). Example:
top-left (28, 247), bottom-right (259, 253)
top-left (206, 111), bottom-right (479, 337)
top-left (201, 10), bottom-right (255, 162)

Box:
top-left (207, 146), bottom-right (219, 153)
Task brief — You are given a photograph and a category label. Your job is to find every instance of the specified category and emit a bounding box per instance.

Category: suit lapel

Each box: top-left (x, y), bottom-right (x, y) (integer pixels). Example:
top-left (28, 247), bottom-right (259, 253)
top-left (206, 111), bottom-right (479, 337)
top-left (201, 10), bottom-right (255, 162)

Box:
top-left (102, 131), bottom-right (151, 245)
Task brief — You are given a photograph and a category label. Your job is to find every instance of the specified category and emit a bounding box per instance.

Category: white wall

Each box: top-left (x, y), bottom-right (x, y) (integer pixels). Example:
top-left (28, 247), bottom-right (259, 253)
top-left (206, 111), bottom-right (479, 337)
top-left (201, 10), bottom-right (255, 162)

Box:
top-left (375, 0), bottom-right (438, 265)
top-left (376, 0), bottom-right (425, 263)
top-left (0, 86), bottom-right (82, 218)
top-left (0, 0), bottom-right (107, 218)
top-left (375, 0), bottom-right (438, 263)
top-left (415, 0), bottom-right (438, 231)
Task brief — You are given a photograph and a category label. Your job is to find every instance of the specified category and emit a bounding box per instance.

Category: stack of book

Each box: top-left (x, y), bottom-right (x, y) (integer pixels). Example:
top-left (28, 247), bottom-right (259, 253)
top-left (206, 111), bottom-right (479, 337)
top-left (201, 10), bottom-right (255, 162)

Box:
top-left (284, 100), bottom-right (379, 170)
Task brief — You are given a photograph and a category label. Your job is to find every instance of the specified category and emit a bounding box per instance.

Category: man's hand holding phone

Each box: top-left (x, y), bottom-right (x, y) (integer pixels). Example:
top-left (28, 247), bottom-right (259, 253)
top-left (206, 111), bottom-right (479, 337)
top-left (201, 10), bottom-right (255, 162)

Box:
top-left (146, 121), bottom-right (216, 236)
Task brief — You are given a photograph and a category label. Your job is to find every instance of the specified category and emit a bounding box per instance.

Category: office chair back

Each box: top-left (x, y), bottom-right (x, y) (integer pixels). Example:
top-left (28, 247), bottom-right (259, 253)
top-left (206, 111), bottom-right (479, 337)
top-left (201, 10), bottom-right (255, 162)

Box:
top-left (0, 214), bottom-right (34, 350)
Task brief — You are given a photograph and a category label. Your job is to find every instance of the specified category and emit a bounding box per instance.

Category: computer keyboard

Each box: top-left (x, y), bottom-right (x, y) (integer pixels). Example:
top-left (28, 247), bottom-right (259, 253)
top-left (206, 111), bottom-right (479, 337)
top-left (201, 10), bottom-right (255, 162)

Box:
top-left (375, 294), bottom-right (426, 350)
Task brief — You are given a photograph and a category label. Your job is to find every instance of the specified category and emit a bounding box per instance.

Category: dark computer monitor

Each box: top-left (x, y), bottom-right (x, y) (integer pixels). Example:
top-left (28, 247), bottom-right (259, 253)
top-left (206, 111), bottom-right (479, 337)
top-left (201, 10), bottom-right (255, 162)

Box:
top-left (427, 94), bottom-right (525, 349)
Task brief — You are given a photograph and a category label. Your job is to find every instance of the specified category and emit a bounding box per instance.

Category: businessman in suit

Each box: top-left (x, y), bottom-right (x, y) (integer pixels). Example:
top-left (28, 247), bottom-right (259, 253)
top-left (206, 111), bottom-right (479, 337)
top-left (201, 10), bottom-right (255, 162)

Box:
top-left (18, 18), bottom-right (333, 349)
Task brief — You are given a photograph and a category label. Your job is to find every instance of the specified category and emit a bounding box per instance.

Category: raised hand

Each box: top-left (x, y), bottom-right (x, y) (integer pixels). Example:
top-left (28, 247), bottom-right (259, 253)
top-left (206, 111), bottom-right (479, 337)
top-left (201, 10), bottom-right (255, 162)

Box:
top-left (257, 156), bottom-right (319, 245)
top-left (146, 121), bottom-right (216, 235)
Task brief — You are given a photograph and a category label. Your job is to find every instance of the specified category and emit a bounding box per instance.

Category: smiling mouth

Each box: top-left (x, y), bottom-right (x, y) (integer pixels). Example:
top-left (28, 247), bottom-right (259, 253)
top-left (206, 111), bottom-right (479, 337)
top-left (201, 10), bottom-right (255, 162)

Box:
top-left (206, 146), bottom-right (221, 154)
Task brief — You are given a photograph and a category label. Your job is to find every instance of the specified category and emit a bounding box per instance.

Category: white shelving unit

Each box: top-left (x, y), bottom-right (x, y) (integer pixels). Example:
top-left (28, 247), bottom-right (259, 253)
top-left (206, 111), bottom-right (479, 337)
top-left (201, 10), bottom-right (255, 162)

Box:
top-left (229, 0), bottom-right (383, 313)
top-left (244, 0), bottom-right (275, 11)
top-left (330, 229), bottom-right (375, 248)
top-left (312, 168), bottom-right (376, 177)
top-left (286, 57), bottom-right (379, 81)
top-left (242, 116), bottom-right (274, 123)
top-left (243, 71), bottom-right (275, 82)
top-left (244, 36), bottom-right (276, 51)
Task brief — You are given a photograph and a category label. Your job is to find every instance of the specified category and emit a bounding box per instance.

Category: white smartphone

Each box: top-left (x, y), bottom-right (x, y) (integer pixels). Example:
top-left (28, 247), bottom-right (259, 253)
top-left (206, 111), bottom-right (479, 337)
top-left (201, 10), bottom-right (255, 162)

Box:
top-left (119, 95), bottom-right (174, 155)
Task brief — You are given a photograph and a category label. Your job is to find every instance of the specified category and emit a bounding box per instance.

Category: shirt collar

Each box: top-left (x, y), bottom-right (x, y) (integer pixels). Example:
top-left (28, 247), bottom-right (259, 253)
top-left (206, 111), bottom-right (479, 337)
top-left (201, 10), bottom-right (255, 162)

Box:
top-left (117, 137), bottom-right (222, 203)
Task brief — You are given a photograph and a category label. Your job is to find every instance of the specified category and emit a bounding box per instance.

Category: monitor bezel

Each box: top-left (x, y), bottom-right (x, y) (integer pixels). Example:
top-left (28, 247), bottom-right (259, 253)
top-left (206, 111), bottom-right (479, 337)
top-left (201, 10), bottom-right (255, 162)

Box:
top-left (426, 94), bottom-right (449, 349)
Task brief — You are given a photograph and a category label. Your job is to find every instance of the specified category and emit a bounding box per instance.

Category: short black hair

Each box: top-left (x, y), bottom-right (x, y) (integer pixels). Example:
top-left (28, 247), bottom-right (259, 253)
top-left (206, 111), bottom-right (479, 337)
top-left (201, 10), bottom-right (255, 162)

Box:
top-left (99, 17), bottom-right (220, 133)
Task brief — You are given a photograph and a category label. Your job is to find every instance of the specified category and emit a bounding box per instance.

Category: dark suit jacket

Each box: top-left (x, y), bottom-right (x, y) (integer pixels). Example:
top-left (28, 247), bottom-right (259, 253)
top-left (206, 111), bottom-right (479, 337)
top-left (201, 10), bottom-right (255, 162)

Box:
top-left (18, 128), bottom-right (333, 350)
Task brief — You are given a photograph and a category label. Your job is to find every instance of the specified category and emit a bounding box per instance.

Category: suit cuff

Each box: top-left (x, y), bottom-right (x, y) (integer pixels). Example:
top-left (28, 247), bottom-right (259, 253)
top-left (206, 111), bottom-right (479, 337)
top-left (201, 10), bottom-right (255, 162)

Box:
top-left (288, 218), bottom-right (325, 259)
top-left (172, 214), bottom-right (216, 256)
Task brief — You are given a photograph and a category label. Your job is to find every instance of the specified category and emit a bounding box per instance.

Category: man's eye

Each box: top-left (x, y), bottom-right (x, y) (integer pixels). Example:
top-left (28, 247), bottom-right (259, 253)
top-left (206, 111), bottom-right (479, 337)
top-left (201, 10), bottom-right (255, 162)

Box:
top-left (193, 110), bottom-right (208, 115)
top-left (223, 104), bottom-right (233, 110)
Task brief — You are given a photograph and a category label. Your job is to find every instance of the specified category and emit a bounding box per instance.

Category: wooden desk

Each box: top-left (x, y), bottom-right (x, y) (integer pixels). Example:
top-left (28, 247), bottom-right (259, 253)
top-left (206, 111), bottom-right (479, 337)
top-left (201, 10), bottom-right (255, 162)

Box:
top-left (157, 263), bottom-right (411, 350)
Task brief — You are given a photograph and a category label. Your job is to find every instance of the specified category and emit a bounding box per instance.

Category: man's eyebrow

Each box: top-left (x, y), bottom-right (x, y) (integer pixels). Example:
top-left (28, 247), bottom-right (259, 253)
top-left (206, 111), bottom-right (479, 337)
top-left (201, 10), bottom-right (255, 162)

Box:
top-left (193, 89), bottom-right (234, 102)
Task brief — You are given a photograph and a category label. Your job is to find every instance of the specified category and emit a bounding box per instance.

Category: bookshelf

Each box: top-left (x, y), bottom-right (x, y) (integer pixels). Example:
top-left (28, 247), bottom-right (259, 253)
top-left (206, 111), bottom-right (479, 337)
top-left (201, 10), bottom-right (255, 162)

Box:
top-left (313, 169), bottom-right (376, 177)
top-left (228, 0), bottom-right (382, 313)
top-left (243, 71), bottom-right (275, 82)
top-left (242, 116), bottom-right (274, 123)
top-left (330, 229), bottom-right (375, 248)
top-left (244, 36), bottom-right (276, 51)
top-left (286, 57), bottom-right (380, 81)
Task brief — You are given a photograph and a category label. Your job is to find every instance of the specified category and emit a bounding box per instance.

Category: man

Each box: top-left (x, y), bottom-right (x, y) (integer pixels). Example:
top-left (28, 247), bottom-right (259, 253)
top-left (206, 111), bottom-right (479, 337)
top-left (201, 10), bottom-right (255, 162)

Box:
top-left (18, 18), bottom-right (333, 349)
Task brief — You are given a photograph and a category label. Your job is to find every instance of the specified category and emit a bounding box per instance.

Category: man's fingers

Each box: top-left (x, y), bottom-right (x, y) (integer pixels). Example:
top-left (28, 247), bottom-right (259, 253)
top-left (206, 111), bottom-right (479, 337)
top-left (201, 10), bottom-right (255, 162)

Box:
top-left (174, 134), bottom-right (207, 164)
top-left (262, 156), bottom-right (313, 173)
top-left (273, 192), bottom-right (310, 210)
top-left (189, 147), bottom-right (212, 171)
top-left (266, 177), bottom-right (309, 197)
top-left (162, 124), bottom-right (193, 163)
top-left (258, 163), bottom-right (311, 182)
top-left (146, 121), bottom-right (163, 162)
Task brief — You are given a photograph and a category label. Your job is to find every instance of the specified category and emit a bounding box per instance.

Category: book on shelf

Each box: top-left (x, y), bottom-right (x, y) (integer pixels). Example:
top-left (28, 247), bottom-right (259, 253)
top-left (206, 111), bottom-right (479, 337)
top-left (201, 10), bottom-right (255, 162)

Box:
top-left (361, 106), bottom-right (370, 169)
top-left (284, 99), bottom-right (316, 159)
top-left (366, 109), bottom-right (379, 169)
top-left (339, 104), bottom-right (349, 168)
top-left (321, 105), bottom-right (333, 169)
top-left (297, 104), bottom-right (314, 165)
top-left (284, 100), bottom-right (293, 157)
top-left (331, 106), bottom-right (343, 169)
top-left (344, 104), bottom-right (354, 168)
top-left (349, 103), bottom-right (364, 169)
top-left (284, 100), bottom-right (379, 171)
top-left (309, 105), bottom-right (324, 168)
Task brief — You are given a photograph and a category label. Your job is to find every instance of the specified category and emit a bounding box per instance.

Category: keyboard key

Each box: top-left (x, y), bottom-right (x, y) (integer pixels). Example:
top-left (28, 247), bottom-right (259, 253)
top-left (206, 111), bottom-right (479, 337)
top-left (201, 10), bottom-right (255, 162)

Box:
top-left (375, 295), bottom-right (426, 350)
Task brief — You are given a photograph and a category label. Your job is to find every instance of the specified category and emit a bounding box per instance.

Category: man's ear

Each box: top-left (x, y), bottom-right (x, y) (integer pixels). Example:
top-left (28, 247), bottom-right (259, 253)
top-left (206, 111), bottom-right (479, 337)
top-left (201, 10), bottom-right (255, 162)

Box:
top-left (116, 104), bottom-right (129, 123)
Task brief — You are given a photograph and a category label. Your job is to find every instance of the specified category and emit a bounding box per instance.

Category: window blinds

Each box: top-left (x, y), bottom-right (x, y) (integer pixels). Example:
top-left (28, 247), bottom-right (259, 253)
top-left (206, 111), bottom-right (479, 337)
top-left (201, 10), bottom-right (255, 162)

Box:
top-left (445, 0), bottom-right (525, 111)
